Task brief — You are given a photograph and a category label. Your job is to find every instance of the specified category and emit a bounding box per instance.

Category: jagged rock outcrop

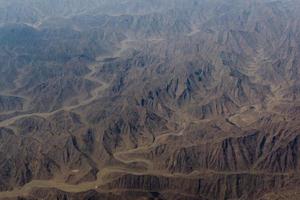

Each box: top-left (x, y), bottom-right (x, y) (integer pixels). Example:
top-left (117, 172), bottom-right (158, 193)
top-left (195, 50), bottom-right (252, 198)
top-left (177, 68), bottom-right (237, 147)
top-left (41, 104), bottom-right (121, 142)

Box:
top-left (0, 95), bottom-right (24, 112)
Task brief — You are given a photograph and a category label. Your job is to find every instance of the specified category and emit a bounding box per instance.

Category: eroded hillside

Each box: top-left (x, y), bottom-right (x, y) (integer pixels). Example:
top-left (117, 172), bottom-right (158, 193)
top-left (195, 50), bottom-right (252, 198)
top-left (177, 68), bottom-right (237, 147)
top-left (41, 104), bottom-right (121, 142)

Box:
top-left (1, 0), bottom-right (300, 199)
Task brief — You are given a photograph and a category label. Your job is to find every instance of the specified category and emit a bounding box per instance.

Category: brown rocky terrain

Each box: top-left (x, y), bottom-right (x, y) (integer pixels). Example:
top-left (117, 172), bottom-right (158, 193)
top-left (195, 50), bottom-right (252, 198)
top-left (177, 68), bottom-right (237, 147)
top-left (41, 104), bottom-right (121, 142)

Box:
top-left (1, 0), bottom-right (300, 199)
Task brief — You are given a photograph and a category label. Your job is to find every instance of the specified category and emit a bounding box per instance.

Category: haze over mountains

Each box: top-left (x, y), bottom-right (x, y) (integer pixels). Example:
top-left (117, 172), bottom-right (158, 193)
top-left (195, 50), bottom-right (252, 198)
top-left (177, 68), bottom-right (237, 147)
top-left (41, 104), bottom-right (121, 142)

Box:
top-left (1, 0), bottom-right (300, 199)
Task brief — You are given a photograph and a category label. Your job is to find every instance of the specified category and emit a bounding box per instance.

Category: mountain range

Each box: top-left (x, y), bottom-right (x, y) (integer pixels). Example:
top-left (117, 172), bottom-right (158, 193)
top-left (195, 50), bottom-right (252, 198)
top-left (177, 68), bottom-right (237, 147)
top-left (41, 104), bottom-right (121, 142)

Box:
top-left (1, 0), bottom-right (300, 199)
